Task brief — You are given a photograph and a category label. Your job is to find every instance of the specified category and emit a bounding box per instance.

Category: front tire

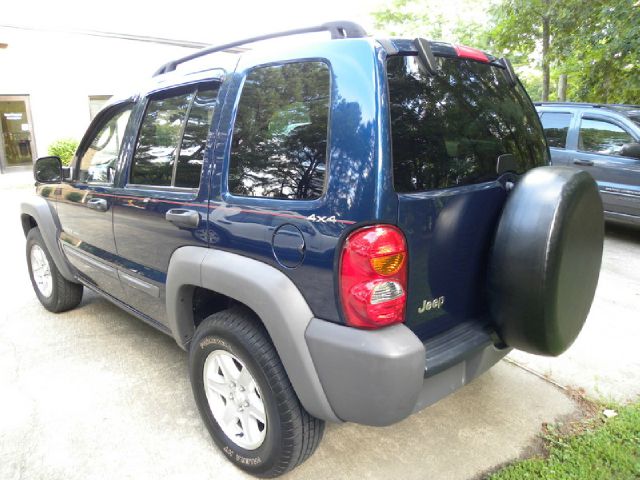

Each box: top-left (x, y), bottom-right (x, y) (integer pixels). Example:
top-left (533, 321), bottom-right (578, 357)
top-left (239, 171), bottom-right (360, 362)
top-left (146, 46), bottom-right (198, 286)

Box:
top-left (26, 227), bottom-right (83, 313)
top-left (189, 306), bottom-right (324, 477)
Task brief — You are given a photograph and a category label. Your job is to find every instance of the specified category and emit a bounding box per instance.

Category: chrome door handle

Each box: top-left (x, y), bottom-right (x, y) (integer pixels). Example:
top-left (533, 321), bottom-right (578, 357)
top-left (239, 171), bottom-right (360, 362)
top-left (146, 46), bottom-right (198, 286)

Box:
top-left (165, 208), bottom-right (200, 228)
top-left (573, 159), bottom-right (594, 167)
top-left (86, 198), bottom-right (108, 211)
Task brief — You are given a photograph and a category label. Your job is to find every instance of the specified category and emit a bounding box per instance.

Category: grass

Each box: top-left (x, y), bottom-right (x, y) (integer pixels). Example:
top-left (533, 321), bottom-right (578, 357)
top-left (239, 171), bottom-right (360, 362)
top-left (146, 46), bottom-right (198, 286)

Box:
top-left (488, 402), bottom-right (640, 479)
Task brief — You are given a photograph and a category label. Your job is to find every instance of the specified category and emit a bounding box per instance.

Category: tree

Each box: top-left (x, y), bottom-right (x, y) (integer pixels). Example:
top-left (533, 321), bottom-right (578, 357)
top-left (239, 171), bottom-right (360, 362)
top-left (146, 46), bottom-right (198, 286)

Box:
top-left (557, 0), bottom-right (640, 103)
top-left (371, 0), bottom-right (639, 104)
top-left (489, 0), bottom-right (569, 101)
top-left (371, 0), bottom-right (494, 49)
top-left (490, 0), bottom-right (640, 103)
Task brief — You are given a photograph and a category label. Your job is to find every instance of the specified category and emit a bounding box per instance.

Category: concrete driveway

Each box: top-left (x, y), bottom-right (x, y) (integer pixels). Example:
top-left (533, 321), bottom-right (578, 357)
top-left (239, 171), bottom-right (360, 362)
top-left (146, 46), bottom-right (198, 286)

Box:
top-left (0, 171), bottom-right (637, 480)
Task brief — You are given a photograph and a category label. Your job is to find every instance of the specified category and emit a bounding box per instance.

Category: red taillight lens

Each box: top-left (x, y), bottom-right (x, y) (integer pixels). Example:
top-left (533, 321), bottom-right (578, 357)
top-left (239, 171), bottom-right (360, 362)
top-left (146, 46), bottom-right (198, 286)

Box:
top-left (339, 225), bottom-right (408, 329)
top-left (454, 44), bottom-right (489, 63)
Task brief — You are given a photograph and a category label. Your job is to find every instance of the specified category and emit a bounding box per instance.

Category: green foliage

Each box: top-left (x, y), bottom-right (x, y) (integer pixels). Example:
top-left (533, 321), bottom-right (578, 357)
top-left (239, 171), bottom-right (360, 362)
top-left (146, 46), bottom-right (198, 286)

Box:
top-left (371, 0), bottom-right (494, 49)
top-left (64, 191), bottom-right (83, 203)
top-left (47, 138), bottom-right (78, 166)
top-left (489, 0), bottom-right (640, 103)
top-left (516, 68), bottom-right (543, 102)
top-left (489, 402), bottom-right (640, 479)
top-left (371, 0), bottom-right (640, 104)
top-left (558, 0), bottom-right (640, 104)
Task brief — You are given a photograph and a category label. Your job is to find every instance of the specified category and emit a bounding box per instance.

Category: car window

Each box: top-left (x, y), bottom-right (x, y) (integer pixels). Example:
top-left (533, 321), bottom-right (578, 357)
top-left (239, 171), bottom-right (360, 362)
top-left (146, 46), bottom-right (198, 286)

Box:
top-left (130, 85), bottom-right (219, 188)
top-left (228, 62), bottom-right (330, 200)
top-left (78, 107), bottom-right (132, 184)
top-left (130, 91), bottom-right (193, 186)
top-left (579, 118), bottom-right (635, 156)
top-left (540, 112), bottom-right (572, 149)
top-left (175, 87), bottom-right (219, 188)
top-left (387, 55), bottom-right (547, 193)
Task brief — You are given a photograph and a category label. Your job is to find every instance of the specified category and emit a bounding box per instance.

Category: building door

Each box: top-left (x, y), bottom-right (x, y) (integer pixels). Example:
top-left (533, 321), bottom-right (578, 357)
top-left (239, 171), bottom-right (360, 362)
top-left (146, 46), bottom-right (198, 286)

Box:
top-left (0, 96), bottom-right (36, 171)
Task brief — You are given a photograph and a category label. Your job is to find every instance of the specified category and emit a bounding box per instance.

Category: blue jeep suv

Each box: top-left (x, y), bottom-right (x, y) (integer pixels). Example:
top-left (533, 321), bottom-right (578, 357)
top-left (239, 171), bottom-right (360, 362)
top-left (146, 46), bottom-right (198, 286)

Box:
top-left (22, 22), bottom-right (604, 477)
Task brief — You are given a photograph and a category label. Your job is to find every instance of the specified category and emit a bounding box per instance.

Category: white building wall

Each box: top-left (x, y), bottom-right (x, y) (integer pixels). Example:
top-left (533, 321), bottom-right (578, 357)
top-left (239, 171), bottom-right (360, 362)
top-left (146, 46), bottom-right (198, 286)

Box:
top-left (0, 27), bottom-right (195, 159)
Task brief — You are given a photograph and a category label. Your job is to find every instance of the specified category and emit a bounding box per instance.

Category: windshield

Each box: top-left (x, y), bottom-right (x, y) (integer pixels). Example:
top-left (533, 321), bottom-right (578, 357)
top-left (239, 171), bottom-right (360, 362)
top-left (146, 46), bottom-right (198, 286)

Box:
top-left (387, 55), bottom-right (547, 193)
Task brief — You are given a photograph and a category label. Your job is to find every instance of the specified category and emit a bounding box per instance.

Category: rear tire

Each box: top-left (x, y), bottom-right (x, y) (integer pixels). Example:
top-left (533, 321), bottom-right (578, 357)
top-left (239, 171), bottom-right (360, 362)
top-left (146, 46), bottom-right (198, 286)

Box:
top-left (26, 227), bottom-right (83, 313)
top-left (188, 306), bottom-right (324, 477)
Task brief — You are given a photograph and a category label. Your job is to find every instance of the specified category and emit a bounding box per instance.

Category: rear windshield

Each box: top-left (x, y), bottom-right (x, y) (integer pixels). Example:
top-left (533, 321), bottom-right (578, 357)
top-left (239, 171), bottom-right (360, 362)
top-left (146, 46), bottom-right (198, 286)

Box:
top-left (387, 55), bottom-right (547, 193)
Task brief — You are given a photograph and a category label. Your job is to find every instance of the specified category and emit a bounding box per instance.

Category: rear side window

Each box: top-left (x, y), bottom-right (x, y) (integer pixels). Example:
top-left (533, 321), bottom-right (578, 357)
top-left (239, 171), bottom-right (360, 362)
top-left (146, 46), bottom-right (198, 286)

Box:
top-left (387, 56), bottom-right (547, 193)
top-left (228, 62), bottom-right (330, 200)
top-left (540, 112), bottom-right (572, 148)
top-left (579, 118), bottom-right (635, 156)
top-left (130, 85), bottom-right (219, 188)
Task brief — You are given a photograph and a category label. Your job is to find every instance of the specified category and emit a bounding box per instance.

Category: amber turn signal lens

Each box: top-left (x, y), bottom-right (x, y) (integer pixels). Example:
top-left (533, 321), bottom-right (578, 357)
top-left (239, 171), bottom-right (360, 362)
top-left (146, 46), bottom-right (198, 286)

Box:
top-left (370, 253), bottom-right (405, 276)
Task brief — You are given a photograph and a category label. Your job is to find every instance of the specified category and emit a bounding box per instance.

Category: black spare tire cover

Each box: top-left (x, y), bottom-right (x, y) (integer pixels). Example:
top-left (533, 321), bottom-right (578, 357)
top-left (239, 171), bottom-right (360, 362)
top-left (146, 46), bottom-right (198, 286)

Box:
top-left (488, 166), bottom-right (604, 356)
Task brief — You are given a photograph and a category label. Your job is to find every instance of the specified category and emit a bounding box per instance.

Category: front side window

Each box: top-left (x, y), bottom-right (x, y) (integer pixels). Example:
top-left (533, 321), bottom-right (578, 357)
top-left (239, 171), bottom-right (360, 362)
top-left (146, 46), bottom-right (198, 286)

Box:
top-left (540, 112), bottom-right (572, 149)
top-left (78, 106), bottom-right (132, 183)
top-left (130, 84), bottom-right (219, 188)
top-left (579, 118), bottom-right (634, 156)
top-left (387, 55), bottom-right (547, 193)
top-left (228, 62), bottom-right (330, 200)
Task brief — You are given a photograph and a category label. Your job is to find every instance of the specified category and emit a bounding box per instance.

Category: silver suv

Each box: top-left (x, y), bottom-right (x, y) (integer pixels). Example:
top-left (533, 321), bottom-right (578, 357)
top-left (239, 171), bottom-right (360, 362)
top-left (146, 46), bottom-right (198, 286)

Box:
top-left (536, 102), bottom-right (640, 227)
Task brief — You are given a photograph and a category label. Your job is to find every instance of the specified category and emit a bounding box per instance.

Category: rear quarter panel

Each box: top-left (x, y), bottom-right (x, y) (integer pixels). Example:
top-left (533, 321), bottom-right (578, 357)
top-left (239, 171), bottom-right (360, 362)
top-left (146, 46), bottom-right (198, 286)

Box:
top-left (206, 39), bottom-right (395, 323)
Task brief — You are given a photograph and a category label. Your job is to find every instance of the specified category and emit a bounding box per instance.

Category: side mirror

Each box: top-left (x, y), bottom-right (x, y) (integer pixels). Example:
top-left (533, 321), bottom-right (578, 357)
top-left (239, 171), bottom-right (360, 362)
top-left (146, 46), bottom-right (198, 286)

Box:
top-left (620, 142), bottom-right (640, 159)
top-left (34, 156), bottom-right (62, 183)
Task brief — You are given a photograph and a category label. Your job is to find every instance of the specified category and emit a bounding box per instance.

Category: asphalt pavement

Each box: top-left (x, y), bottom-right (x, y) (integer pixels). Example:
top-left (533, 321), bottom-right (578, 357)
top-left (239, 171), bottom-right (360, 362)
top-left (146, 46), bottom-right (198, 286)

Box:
top-left (0, 170), bottom-right (637, 480)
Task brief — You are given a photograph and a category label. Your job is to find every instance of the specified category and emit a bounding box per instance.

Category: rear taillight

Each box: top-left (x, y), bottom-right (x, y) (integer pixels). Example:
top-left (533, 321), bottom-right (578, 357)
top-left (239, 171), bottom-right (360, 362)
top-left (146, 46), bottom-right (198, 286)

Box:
top-left (339, 225), bottom-right (408, 329)
top-left (454, 45), bottom-right (489, 63)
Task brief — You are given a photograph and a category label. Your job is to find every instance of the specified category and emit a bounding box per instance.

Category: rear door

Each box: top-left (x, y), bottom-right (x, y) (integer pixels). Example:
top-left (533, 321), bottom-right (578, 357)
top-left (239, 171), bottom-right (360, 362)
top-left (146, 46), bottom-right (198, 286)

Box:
top-left (112, 83), bottom-right (220, 325)
top-left (386, 54), bottom-right (548, 339)
top-left (56, 103), bottom-right (133, 296)
top-left (572, 114), bottom-right (640, 218)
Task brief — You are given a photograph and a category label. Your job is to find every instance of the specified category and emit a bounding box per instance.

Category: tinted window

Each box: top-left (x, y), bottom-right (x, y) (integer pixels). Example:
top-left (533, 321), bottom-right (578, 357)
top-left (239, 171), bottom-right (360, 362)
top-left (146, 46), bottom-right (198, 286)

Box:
top-left (228, 62), bottom-right (330, 200)
top-left (579, 118), bottom-right (634, 156)
top-left (78, 106), bottom-right (132, 183)
top-left (175, 87), bottom-right (219, 188)
top-left (540, 112), bottom-right (572, 148)
top-left (130, 85), bottom-right (219, 187)
top-left (387, 56), bottom-right (547, 193)
top-left (130, 92), bottom-right (193, 186)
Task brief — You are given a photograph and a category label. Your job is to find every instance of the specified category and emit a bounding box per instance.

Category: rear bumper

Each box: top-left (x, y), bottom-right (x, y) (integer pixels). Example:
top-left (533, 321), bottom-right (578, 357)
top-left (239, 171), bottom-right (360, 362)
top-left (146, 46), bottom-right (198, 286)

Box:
top-left (305, 318), bottom-right (509, 426)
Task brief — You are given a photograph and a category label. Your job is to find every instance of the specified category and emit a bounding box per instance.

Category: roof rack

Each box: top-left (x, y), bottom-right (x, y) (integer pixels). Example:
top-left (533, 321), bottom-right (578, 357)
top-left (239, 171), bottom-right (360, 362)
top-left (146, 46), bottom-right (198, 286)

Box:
top-left (153, 21), bottom-right (368, 77)
top-left (534, 102), bottom-right (605, 108)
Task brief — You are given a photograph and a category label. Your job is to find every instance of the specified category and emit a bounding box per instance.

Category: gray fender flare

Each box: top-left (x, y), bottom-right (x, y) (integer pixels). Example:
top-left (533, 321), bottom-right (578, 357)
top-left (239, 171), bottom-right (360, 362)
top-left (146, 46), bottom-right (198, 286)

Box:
top-left (20, 195), bottom-right (76, 282)
top-left (166, 246), bottom-right (341, 423)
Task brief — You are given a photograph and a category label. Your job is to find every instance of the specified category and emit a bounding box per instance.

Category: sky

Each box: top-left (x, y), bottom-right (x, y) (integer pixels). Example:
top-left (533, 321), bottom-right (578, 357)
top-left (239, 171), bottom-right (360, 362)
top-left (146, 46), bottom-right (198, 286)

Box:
top-left (2, 0), bottom-right (379, 45)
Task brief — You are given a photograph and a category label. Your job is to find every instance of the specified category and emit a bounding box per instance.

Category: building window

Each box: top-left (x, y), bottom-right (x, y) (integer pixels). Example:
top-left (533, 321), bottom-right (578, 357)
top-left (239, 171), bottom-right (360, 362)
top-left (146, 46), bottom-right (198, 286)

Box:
top-left (89, 95), bottom-right (112, 120)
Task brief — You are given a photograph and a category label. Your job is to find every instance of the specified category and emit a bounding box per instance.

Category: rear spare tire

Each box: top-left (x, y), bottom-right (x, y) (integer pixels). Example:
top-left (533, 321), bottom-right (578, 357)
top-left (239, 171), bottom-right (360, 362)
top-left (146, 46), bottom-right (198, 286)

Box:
top-left (488, 166), bottom-right (604, 356)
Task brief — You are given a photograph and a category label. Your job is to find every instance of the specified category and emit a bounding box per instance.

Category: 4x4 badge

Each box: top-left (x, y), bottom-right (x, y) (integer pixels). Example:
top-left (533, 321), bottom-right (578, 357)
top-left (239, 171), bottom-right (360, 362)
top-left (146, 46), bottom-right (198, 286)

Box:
top-left (306, 214), bottom-right (337, 223)
top-left (418, 296), bottom-right (445, 314)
